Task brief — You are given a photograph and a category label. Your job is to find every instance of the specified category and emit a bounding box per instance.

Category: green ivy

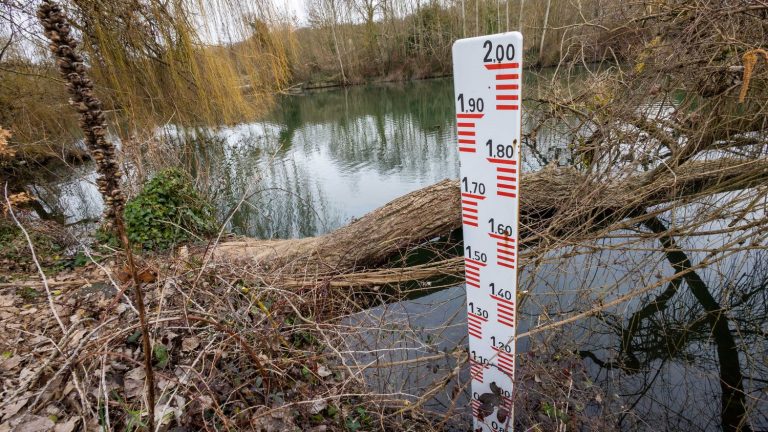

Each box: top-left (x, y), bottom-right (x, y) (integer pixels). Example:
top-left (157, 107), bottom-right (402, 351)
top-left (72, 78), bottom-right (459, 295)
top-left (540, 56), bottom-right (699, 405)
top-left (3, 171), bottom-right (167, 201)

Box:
top-left (121, 169), bottom-right (216, 250)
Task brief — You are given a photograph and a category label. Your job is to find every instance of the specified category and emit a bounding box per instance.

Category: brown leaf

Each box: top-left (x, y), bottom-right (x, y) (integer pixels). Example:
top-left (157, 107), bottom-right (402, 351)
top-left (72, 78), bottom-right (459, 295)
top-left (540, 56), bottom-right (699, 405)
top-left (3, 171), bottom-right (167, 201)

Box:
top-left (308, 399), bottom-right (327, 414)
top-left (0, 127), bottom-right (14, 158)
top-left (124, 367), bottom-right (146, 399)
top-left (0, 295), bottom-right (15, 307)
top-left (496, 406), bottom-right (509, 423)
top-left (137, 268), bottom-right (157, 283)
top-left (53, 418), bottom-right (78, 432)
top-left (250, 407), bottom-right (297, 432)
top-left (115, 270), bottom-right (131, 284)
top-left (181, 336), bottom-right (200, 352)
top-left (0, 355), bottom-right (21, 372)
top-left (316, 365), bottom-right (332, 378)
top-left (9, 414), bottom-right (54, 432)
top-left (116, 267), bottom-right (156, 284)
top-left (0, 394), bottom-right (28, 421)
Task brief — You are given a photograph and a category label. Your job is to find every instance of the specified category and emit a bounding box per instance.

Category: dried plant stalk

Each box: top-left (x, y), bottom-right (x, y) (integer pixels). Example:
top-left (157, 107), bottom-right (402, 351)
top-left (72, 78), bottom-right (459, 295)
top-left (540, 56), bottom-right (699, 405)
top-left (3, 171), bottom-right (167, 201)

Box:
top-left (739, 48), bottom-right (768, 103)
top-left (36, 1), bottom-right (156, 430)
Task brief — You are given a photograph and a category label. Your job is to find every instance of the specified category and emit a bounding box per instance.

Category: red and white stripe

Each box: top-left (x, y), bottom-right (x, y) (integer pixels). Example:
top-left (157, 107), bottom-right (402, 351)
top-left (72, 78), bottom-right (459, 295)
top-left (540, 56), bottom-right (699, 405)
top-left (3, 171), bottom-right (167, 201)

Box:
top-left (471, 398), bottom-right (483, 417)
top-left (470, 359), bottom-right (487, 384)
top-left (501, 394), bottom-right (514, 412)
top-left (461, 192), bottom-right (486, 228)
top-left (467, 312), bottom-right (487, 340)
top-left (487, 158), bottom-right (518, 199)
top-left (456, 113), bottom-right (484, 153)
top-left (491, 294), bottom-right (516, 328)
top-left (493, 346), bottom-right (516, 377)
top-left (464, 257), bottom-right (486, 289)
top-left (486, 62), bottom-right (520, 111)
top-left (489, 232), bottom-right (517, 270)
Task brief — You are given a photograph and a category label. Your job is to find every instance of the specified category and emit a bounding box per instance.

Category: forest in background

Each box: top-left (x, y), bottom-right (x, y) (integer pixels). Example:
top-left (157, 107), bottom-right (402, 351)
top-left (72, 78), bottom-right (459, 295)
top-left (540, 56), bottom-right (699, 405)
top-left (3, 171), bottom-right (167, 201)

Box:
top-left (291, 0), bottom-right (611, 85)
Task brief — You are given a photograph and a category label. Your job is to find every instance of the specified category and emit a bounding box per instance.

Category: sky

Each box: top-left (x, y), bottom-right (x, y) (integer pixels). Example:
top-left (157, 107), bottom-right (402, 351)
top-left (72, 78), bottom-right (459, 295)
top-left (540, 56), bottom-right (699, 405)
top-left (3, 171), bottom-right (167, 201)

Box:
top-left (193, 0), bottom-right (310, 44)
top-left (282, 0), bottom-right (308, 24)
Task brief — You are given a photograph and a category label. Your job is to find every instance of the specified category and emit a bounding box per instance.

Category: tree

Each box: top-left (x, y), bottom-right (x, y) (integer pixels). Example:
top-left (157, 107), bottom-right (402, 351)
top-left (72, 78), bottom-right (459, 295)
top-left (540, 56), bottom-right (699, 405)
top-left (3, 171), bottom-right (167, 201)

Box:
top-left (537, 0), bottom-right (551, 66)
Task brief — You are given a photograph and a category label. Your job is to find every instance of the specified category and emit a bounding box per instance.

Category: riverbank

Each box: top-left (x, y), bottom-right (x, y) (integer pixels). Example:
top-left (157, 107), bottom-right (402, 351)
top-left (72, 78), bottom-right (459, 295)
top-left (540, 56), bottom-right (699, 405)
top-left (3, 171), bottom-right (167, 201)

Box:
top-left (0, 247), bottom-right (450, 431)
top-left (291, 48), bottom-right (558, 92)
top-left (296, 72), bottom-right (454, 92)
top-left (2, 2), bottom-right (767, 428)
top-left (0, 236), bottom-right (614, 431)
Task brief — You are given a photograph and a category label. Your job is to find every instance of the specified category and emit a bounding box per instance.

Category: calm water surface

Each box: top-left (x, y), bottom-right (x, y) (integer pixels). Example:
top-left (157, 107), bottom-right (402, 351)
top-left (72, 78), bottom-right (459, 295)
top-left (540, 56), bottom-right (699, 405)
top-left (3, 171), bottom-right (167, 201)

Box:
top-left (180, 75), bottom-right (565, 238)
top-left (49, 74), bottom-right (570, 237)
top-left (222, 78), bottom-right (461, 237)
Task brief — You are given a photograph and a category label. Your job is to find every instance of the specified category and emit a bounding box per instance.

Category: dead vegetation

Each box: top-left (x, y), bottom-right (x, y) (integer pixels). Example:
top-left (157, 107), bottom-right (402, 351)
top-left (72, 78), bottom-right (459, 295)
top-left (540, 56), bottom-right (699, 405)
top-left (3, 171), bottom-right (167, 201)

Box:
top-left (0, 226), bottom-right (619, 431)
top-left (0, 252), bottom-right (447, 431)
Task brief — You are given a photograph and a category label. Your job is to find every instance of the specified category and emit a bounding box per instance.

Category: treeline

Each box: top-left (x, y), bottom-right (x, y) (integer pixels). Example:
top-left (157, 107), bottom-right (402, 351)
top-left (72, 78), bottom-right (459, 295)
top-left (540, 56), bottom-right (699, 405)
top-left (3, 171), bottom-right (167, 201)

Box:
top-left (289, 0), bottom-right (617, 86)
top-left (0, 0), bottom-right (292, 149)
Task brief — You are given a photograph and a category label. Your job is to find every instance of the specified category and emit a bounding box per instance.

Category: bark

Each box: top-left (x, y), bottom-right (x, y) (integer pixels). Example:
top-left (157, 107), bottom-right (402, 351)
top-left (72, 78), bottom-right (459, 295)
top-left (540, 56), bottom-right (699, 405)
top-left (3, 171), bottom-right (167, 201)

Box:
top-left (213, 179), bottom-right (461, 272)
top-left (538, 0), bottom-right (551, 66)
top-left (212, 157), bottom-right (768, 274)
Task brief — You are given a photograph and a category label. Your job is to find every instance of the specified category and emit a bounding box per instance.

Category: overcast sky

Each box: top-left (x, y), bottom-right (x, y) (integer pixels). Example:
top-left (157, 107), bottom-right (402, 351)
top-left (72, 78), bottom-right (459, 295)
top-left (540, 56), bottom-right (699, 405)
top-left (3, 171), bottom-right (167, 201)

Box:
top-left (283, 0), bottom-right (308, 24)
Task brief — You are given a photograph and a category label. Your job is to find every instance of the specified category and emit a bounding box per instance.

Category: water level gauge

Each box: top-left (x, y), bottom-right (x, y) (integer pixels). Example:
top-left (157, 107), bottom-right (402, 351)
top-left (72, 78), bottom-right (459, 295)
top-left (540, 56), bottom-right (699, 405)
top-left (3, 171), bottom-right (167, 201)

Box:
top-left (452, 31), bottom-right (523, 432)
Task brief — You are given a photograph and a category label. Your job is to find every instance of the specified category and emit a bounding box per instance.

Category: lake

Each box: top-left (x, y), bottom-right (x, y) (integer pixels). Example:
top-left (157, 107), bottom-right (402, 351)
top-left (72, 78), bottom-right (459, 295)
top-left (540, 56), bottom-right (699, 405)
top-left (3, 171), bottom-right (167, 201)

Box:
top-left (46, 75), bottom-right (571, 236)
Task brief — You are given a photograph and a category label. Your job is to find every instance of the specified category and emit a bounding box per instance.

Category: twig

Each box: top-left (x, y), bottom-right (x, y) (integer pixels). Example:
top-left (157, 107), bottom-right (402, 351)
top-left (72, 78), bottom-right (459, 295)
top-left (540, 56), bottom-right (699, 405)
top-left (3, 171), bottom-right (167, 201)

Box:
top-left (27, 318), bottom-right (118, 411)
top-left (4, 182), bottom-right (65, 333)
top-left (101, 354), bottom-right (112, 432)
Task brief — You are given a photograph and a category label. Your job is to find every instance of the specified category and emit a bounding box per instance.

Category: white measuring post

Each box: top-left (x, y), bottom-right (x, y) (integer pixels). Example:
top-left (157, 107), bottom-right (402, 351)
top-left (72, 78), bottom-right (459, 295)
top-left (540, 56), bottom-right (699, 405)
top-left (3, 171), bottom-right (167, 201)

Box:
top-left (452, 32), bottom-right (523, 432)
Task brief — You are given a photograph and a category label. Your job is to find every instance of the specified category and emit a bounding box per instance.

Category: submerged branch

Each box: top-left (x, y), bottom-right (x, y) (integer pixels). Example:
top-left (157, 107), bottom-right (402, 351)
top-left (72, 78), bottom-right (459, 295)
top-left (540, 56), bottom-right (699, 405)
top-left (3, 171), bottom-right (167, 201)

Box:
top-left (642, 215), bottom-right (751, 432)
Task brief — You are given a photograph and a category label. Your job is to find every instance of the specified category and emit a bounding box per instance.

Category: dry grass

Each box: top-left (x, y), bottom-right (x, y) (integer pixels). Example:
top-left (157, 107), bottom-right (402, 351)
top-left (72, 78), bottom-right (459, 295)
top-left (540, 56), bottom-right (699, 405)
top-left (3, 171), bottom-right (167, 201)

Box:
top-left (0, 227), bottom-right (616, 431)
top-left (0, 236), bottom-right (450, 430)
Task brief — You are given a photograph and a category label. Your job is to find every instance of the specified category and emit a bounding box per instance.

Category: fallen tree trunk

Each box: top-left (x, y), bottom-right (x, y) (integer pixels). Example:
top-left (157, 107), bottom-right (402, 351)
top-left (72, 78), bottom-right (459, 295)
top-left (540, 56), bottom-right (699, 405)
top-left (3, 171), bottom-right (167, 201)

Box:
top-left (211, 158), bottom-right (768, 276)
top-left (212, 179), bottom-right (462, 274)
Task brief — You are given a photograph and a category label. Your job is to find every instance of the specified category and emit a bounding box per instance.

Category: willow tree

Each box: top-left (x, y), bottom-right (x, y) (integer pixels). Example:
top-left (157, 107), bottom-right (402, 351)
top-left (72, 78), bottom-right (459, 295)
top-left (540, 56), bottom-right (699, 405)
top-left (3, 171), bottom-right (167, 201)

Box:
top-left (0, 0), bottom-right (295, 145)
top-left (68, 0), bottom-right (295, 124)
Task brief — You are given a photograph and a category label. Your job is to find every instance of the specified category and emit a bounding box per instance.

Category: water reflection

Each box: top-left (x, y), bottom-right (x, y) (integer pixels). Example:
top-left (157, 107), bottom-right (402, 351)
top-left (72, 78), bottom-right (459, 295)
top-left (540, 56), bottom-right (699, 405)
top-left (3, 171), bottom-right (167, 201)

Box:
top-left (45, 74), bottom-right (577, 236)
top-left (147, 79), bottom-right (462, 238)
top-left (334, 186), bottom-right (767, 430)
top-left (341, 229), bottom-right (766, 431)
top-left (337, 285), bottom-right (468, 426)
top-left (516, 198), bottom-right (767, 431)
top-left (186, 76), bottom-right (577, 238)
